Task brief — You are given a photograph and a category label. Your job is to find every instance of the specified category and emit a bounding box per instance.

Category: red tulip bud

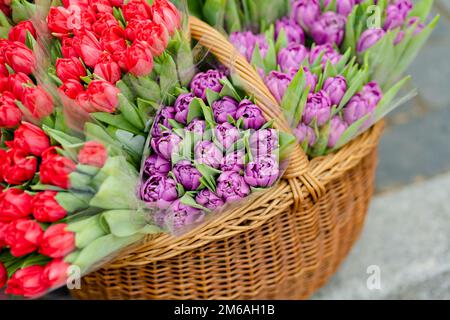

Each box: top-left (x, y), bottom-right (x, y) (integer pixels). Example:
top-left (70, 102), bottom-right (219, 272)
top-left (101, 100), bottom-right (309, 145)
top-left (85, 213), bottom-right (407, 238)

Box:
top-left (5, 219), bottom-right (43, 257)
top-left (93, 52), bottom-right (122, 84)
top-left (4, 41), bottom-right (36, 75)
top-left (0, 91), bottom-right (22, 128)
top-left (10, 122), bottom-right (51, 157)
top-left (56, 57), bottom-right (87, 83)
top-left (8, 20), bottom-right (37, 44)
top-left (91, 12), bottom-right (118, 37)
top-left (21, 86), bottom-right (54, 120)
top-left (39, 223), bottom-right (75, 259)
top-left (40, 147), bottom-right (77, 189)
top-left (123, 0), bottom-right (151, 21)
top-left (59, 79), bottom-right (85, 99)
top-left (0, 221), bottom-right (9, 248)
top-left (8, 72), bottom-right (32, 100)
top-left (61, 36), bottom-right (79, 58)
top-left (83, 80), bottom-right (120, 113)
top-left (149, 0), bottom-right (181, 36)
top-left (78, 141), bottom-right (108, 167)
top-left (74, 29), bottom-right (102, 67)
top-left (101, 25), bottom-right (127, 54)
top-left (134, 21), bottom-right (168, 57)
top-left (43, 259), bottom-right (70, 288)
top-left (0, 188), bottom-right (33, 222)
top-left (32, 191), bottom-right (67, 223)
top-left (1, 148), bottom-right (37, 185)
top-left (126, 41), bottom-right (154, 77)
top-left (47, 6), bottom-right (71, 37)
top-left (5, 265), bottom-right (49, 298)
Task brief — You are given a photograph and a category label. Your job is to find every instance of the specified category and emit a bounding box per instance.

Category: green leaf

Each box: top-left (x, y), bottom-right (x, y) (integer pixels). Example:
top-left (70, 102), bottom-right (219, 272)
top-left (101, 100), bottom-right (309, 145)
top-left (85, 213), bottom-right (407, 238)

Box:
top-left (219, 77), bottom-right (242, 101)
top-left (375, 76), bottom-right (411, 121)
top-left (118, 93), bottom-right (145, 131)
top-left (202, 0), bottom-right (226, 27)
top-left (92, 112), bottom-right (141, 134)
top-left (159, 54), bottom-right (179, 96)
top-left (278, 131), bottom-right (296, 161)
top-left (56, 191), bottom-right (92, 213)
top-left (275, 28), bottom-right (288, 52)
top-left (187, 97), bottom-right (206, 122)
top-left (332, 114), bottom-right (370, 151)
top-left (180, 193), bottom-right (211, 212)
top-left (281, 67), bottom-right (307, 127)
top-left (68, 215), bottom-right (107, 249)
top-left (263, 37), bottom-right (277, 72)
top-left (408, 0), bottom-right (433, 22)
top-left (129, 75), bottom-right (161, 101)
top-left (337, 68), bottom-right (369, 112)
top-left (101, 209), bottom-right (160, 237)
top-left (225, 0), bottom-right (242, 32)
top-left (205, 88), bottom-right (220, 106)
top-left (116, 80), bottom-right (136, 102)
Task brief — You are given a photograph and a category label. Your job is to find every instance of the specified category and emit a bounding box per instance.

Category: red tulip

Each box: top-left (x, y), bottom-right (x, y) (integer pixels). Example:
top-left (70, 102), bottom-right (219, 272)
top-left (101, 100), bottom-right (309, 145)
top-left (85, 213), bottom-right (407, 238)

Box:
top-left (0, 221), bottom-right (9, 248)
top-left (4, 219), bottom-right (43, 257)
top-left (8, 72), bottom-right (32, 99)
top-left (39, 223), bottom-right (75, 258)
top-left (91, 12), bottom-right (118, 37)
top-left (21, 86), bottom-right (54, 120)
top-left (130, 21), bottom-right (168, 57)
top-left (149, 0), bottom-right (181, 36)
top-left (5, 265), bottom-right (49, 298)
top-left (1, 148), bottom-right (37, 185)
top-left (40, 147), bottom-right (76, 189)
top-left (59, 79), bottom-right (85, 99)
top-left (10, 122), bottom-right (51, 157)
top-left (32, 191), bottom-right (67, 223)
top-left (47, 6), bottom-right (71, 36)
top-left (62, 0), bottom-right (89, 9)
top-left (0, 63), bottom-right (8, 78)
top-left (4, 41), bottom-right (36, 75)
top-left (8, 20), bottom-right (36, 44)
top-left (56, 57), bottom-right (87, 83)
top-left (61, 36), bottom-right (79, 58)
top-left (93, 52), bottom-right (121, 84)
top-left (123, 0), bottom-right (151, 21)
top-left (90, 0), bottom-right (113, 13)
top-left (84, 80), bottom-right (120, 113)
top-left (78, 141), bottom-right (108, 167)
top-left (74, 29), bottom-right (102, 67)
top-left (101, 25), bottom-right (127, 54)
top-left (0, 261), bottom-right (6, 289)
top-left (126, 41), bottom-right (154, 77)
top-left (43, 259), bottom-right (70, 288)
top-left (0, 188), bottom-right (33, 222)
top-left (112, 49), bottom-right (128, 72)
top-left (0, 91), bottom-right (22, 128)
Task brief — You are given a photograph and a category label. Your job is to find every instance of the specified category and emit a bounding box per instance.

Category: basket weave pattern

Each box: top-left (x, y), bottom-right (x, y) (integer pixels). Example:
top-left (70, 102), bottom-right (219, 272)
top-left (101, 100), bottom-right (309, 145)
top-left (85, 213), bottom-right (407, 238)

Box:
top-left (71, 17), bottom-right (383, 300)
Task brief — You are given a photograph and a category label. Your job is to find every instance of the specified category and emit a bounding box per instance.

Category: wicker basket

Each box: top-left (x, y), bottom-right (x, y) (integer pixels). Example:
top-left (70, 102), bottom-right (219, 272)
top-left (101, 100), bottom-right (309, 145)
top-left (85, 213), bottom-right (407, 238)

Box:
top-left (70, 17), bottom-right (384, 300)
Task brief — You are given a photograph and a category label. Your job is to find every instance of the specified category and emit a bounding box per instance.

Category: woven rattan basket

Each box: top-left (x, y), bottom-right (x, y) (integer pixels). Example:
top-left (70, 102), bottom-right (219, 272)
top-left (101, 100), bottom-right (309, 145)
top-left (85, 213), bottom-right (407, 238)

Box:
top-left (70, 17), bottom-right (384, 300)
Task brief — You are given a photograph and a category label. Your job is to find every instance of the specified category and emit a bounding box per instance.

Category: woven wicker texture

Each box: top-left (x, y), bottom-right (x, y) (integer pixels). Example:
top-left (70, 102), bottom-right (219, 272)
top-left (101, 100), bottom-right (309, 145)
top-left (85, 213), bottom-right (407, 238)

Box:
top-left (71, 17), bottom-right (384, 300)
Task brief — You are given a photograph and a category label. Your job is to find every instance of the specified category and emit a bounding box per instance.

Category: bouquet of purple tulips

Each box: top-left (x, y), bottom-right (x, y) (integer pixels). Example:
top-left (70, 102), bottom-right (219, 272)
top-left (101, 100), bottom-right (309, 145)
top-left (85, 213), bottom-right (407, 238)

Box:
top-left (139, 68), bottom-right (295, 233)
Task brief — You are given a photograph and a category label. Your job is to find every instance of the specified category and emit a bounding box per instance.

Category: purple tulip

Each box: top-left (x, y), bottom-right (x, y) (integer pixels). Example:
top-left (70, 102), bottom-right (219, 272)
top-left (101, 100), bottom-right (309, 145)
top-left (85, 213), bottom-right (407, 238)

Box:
top-left (394, 0), bottom-right (413, 19)
top-left (277, 43), bottom-right (309, 74)
top-left (324, 0), bottom-right (355, 16)
top-left (275, 17), bottom-right (305, 45)
top-left (302, 91), bottom-right (332, 126)
top-left (151, 106), bottom-right (175, 138)
top-left (323, 76), bottom-right (347, 105)
top-left (360, 82), bottom-right (383, 109)
top-left (395, 17), bottom-right (425, 44)
top-left (343, 93), bottom-right (373, 125)
top-left (309, 43), bottom-right (342, 67)
top-left (166, 199), bottom-right (204, 230)
top-left (255, 34), bottom-right (269, 58)
top-left (173, 160), bottom-right (202, 191)
top-left (143, 154), bottom-right (171, 177)
top-left (174, 93), bottom-right (195, 124)
top-left (357, 28), bottom-right (386, 53)
top-left (186, 119), bottom-right (207, 135)
top-left (212, 96), bottom-right (239, 124)
top-left (311, 12), bottom-right (347, 46)
top-left (328, 116), bottom-right (348, 148)
top-left (215, 122), bottom-right (240, 150)
top-left (195, 188), bottom-right (225, 211)
top-left (291, 0), bottom-right (321, 31)
top-left (216, 171), bottom-right (251, 202)
top-left (244, 155), bottom-right (279, 188)
top-left (151, 131), bottom-right (182, 160)
top-left (190, 69), bottom-right (225, 100)
top-left (293, 123), bottom-right (316, 146)
top-left (220, 150), bottom-right (245, 172)
top-left (194, 141), bottom-right (223, 169)
top-left (230, 31), bottom-right (259, 61)
top-left (249, 129), bottom-right (279, 158)
top-left (265, 71), bottom-right (292, 103)
top-left (383, 5), bottom-right (405, 30)
top-left (235, 100), bottom-right (266, 130)
top-left (140, 175), bottom-right (178, 209)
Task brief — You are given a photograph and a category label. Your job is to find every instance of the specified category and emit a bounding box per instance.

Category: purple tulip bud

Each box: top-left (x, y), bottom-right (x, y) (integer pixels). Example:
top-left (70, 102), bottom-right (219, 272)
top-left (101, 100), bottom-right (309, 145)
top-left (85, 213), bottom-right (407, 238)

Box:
top-left (235, 100), bottom-right (266, 130)
top-left (151, 106), bottom-right (175, 138)
top-left (357, 28), bottom-right (385, 53)
top-left (265, 71), bottom-right (292, 103)
top-left (302, 90), bottom-right (332, 126)
top-left (244, 155), bottom-right (279, 188)
top-left (195, 188), bottom-right (225, 211)
top-left (230, 31), bottom-right (259, 61)
top-left (291, 0), bottom-right (321, 31)
top-left (190, 69), bottom-right (225, 100)
top-left (343, 93), bottom-right (372, 125)
top-left (255, 34), bottom-right (269, 58)
top-left (166, 199), bottom-right (204, 230)
top-left (143, 154), bottom-right (171, 177)
top-left (277, 43), bottom-right (309, 74)
top-left (323, 0), bottom-right (355, 16)
top-left (173, 160), bottom-right (202, 191)
top-left (220, 150), bottom-right (245, 172)
top-left (383, 5), bottom-right (405, 30)
top-left (311, 12), bottom-right (347, 46)
top-left (309, 43), bottom-right (342, 67)
top-left (174, 93), bottom-right (195, 124)
top-left (194, 140), bottom-right (223, 169)
top-left (249, 129), bottom-right (279, 158)
top-left (212, 96), bottom-right (239, 124)
top-left (215, 122), bottom-right (240, 150)
top-left (396, 16), bottom-right (425, 44)
top-left (151, 131), bottom-right (182, 160)
top-left (140, 175), bottom-right (178, 209)
top-left (275, 17), bottom-right (305, 45)
top-left (186, 119), bottom-right (207, 136)
top-left (293, 123), bottom-right (316, 146)
top-left (295, 66), bottom-right (318, 92)
top-left (323, 76), bottom-right (347, 105)
top-left (328, 116), bottom-right (348, 148)
top-left (360, 82), bottom-right (383, 109)
top-left (216, 171), bottom-right (251, 202)
top-left (394, 0), bottom-right (413, 19)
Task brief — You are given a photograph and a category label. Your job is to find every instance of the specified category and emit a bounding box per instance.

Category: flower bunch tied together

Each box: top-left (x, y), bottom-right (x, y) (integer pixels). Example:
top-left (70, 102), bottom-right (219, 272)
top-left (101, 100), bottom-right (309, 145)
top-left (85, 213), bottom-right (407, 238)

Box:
top-left (139, 69), bottom-right (295, 232)
top-left (0, 122), bottom-right (160, 298)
